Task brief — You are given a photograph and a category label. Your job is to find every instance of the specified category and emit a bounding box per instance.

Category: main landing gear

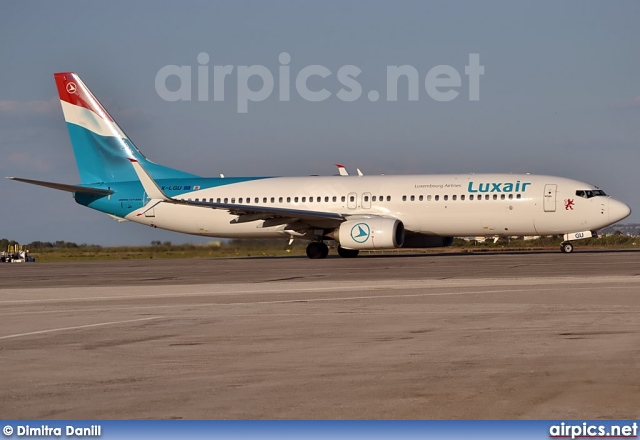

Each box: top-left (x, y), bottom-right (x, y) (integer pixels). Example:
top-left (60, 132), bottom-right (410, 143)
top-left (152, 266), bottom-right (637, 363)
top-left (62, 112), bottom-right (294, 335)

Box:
top-left (337, 246), bottom-right (359, 258)
top-left (305, 242), bottom-right (361, 259)
top-left (306, 241), bottom-right (329, 259)
top-left (560, 242), bottom-right (574, 254)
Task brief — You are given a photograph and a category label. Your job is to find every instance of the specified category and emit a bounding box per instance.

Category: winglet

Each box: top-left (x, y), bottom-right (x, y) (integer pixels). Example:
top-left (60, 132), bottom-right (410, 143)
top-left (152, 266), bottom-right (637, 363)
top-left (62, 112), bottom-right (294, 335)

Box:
top-left (335, 164), bottom-right (349, 176)
top-left (128, 159), bottom-right (171, 201)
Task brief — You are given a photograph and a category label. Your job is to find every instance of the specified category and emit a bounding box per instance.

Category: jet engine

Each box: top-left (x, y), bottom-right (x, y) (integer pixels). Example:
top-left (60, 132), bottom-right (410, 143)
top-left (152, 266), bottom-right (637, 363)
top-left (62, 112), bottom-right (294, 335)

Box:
top-left (331, 218), bottom-right (405, 250)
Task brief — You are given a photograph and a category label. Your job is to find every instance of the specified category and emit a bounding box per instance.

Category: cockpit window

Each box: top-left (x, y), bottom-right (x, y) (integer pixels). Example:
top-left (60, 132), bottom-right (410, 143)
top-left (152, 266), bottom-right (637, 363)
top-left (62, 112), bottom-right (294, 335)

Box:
top-left (576, 189), bottom-right (607, 198)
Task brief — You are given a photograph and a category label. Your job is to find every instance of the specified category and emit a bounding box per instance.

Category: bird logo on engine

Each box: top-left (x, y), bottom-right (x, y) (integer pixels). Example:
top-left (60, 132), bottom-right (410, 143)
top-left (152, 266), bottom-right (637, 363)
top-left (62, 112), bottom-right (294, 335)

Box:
top-left (350, 223), bottom-right (371, 243)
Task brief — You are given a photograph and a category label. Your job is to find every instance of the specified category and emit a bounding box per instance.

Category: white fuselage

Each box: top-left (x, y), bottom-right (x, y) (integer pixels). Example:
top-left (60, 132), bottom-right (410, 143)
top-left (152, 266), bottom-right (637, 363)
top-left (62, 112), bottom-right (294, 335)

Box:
top-left (123, 174), bottom-right (630, 240)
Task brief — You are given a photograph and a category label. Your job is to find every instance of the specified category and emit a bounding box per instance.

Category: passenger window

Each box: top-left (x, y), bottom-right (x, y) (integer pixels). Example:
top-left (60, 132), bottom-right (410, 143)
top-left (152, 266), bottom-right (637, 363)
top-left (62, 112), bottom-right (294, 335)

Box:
top-left (372, 196), bottom-right (377, 202)
top-left (223, 198), bottom-right (228, 203)
top-left (492, 195), bottom-right (497, 200)
top-left (279, 197), bottom-right (283, 203)
top-left (435, 195), bottom-right (440, 201)
top-left (341, 196), bottom-right (346, 202)
top-left (364, 195), bottom-right (369, 202)
top-left (485, 194), bottom-right (490, 200)
top-left (231, 198), bottom-right (235, 203)
top-left (195, 198), bottom-right (199, 202)
top-left (350, 195), bottom-right (355, 202)
top-left (444, 195), bottom-right (449, 201)
top-left (262, 197), bottom-right (267, 203)
top-left (287, 197), bottom-right (291, 203)
top-left (402, 195), bottom-right (407, 201)
top-left (294, 197), bottom-right (299, 203)
top-left (255, 197), bottom-right (259, 203)
top-left (516, 194), bottom-right (521, 199)
top-left (238, 198), bottom-right (243, 203)
top-left (216, 198), bottom-right (221, 203)
top-left (270, 197), bottom-right (275, 203)
top-left (419, 195), bottom-right (423, 201)
top-left (452, 195), bottom-right (457, 201)
top-left (302, 197), bottom-right (306, 202)
top-left (325, 196), bottom-right (329, 202)
top-left (508, 194), bottom-right (513, 200)
top-left (500, 194), bottom-right (505, 200)
top-left (410, 195), bottom-right (415, 201)
top-left (470, 195), bottom-right (474, 200)
top-left (332, 196), bottom-right (337, 202)
top-left (461, 195), bottom-right (465, 201)
top-left (387, 196), bottom-right (391, 202)
top-left (427, 195), bottom-right (432, 201)
top-left (317, 197), bottom-right (321, 202)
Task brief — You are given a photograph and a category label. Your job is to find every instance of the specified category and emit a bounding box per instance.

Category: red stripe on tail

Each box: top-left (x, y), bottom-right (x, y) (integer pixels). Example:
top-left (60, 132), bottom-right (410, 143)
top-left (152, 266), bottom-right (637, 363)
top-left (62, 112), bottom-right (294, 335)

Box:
top-left (54, 72), bottom-right (114, 121)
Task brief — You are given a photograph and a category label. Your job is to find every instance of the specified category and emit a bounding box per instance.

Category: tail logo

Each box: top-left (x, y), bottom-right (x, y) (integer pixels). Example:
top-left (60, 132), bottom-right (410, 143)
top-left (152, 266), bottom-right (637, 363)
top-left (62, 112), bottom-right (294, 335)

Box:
top-left (66, 82), bottom-right (77, 94)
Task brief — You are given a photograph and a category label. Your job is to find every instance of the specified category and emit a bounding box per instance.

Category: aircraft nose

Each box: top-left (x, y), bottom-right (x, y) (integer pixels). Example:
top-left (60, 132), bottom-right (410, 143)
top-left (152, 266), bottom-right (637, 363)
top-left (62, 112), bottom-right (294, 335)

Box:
top-left (609, 199), bottom-right (631, 223)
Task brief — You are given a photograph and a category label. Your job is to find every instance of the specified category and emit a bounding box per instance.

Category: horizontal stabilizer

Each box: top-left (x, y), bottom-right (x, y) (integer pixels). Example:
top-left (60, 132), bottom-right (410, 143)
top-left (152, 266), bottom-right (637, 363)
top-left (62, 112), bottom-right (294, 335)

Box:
top-left (7, 177), bottom-right (114, 196)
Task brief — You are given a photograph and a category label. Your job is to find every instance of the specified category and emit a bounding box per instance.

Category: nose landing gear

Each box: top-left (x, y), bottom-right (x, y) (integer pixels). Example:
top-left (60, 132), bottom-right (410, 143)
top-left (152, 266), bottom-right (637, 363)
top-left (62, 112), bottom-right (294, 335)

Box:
top-left (560, 242), bottom-right (574, 253)
top-left (559, 230), bottom-right (595, 254)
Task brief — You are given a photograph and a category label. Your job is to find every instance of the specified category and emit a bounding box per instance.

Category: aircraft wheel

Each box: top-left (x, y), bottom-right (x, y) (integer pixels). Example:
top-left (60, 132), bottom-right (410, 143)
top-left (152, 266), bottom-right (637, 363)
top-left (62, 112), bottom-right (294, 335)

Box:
top-left (306, 242), bottom-right (329, 259)
top-left (560, 242), bottom-right (574, 254)
top-left (337, 246), bottom-right (360, 258)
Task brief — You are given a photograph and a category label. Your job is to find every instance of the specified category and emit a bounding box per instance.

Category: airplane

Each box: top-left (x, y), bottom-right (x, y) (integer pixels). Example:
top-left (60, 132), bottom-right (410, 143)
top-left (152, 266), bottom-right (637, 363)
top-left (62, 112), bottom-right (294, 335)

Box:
top-left (7, 72), bottom-right (632, 259)
top-left (336, 164), bottom-right (349, 176)
top-left (335, 164), bottom-right (364, 177)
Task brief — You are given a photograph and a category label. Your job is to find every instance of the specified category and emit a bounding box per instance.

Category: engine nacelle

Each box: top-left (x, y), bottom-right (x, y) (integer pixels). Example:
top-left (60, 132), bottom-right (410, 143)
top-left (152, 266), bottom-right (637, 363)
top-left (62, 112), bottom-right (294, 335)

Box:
top-left (402, 233), bottom-right (454, 248)
top-left (332, 218), bottom-right (405, 250)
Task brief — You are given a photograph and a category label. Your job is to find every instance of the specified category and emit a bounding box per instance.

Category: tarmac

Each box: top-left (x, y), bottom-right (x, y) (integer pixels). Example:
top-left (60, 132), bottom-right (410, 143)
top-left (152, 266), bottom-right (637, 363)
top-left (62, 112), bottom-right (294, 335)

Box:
top-left (1, 250), bottom-right (639, 419)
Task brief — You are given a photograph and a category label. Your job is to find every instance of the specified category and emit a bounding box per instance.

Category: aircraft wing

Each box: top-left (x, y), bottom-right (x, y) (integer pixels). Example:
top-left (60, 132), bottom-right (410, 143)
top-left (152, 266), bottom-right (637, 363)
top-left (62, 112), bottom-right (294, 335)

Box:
top-left (129, 159), bottom-right (345, 226)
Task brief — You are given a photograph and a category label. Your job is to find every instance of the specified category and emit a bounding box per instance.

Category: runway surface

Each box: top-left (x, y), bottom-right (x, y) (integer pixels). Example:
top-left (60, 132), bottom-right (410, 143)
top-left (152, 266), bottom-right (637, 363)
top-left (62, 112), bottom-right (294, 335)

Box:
top-left (1, 250), bottom-right (640, 419)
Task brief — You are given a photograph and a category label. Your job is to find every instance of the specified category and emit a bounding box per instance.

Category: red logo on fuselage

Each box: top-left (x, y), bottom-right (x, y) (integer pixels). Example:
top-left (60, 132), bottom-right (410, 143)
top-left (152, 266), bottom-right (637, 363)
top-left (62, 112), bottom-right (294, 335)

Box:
top-left (66, 82), bottom-right (77, 94)
top-left (564, 199), bottom-right (575, 210)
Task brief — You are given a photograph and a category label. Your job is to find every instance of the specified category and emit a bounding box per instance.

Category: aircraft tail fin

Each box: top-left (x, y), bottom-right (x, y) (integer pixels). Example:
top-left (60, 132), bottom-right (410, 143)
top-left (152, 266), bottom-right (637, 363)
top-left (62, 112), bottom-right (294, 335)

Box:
top-left (54, 72), bottom-right (197, 184)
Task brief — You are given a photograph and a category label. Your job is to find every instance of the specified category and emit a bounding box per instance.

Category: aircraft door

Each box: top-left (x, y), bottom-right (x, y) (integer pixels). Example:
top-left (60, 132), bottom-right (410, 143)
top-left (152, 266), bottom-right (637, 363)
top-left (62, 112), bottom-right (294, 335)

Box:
top-left (544, 184), bottom-right (557, 212)
top-left (347, 192), bottom-right (357, 209)
top-left (362, 192), bottom-right (372, 209)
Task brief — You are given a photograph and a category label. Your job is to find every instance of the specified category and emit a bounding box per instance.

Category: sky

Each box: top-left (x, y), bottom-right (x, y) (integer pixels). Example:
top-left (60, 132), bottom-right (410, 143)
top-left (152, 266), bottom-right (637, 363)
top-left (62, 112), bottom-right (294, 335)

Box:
top-left (1, 1), bottom-right (639, 246)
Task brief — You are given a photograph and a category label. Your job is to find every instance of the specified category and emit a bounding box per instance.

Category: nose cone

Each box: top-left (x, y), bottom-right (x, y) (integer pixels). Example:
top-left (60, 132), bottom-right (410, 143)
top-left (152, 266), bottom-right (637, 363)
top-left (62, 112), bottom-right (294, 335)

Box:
top-left (609, 199), bottom-right (632, 223)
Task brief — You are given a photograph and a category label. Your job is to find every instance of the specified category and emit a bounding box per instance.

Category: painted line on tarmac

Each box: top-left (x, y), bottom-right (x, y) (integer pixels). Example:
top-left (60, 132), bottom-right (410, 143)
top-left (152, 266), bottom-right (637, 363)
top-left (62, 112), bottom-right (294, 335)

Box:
top-left (2, 284), bottom-right (638, 317)
top-left (0, 316), bottom-right (162, 341)
top-left (1, 276), bottom-right (638, 305)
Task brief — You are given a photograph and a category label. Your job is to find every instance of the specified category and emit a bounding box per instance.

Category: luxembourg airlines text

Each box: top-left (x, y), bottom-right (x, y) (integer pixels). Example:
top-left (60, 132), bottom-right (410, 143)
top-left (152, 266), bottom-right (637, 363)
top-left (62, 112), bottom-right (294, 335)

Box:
top-left (467, 181), bottom-right (531, 193)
